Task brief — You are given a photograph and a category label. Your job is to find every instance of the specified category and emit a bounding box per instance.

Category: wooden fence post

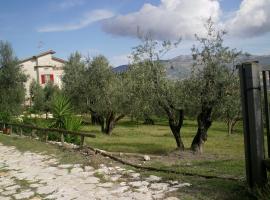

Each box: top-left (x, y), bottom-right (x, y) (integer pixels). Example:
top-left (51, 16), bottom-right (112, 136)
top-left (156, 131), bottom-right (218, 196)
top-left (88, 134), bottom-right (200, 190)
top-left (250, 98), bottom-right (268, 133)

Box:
top-left (239, 61), bottom-right (267, 188)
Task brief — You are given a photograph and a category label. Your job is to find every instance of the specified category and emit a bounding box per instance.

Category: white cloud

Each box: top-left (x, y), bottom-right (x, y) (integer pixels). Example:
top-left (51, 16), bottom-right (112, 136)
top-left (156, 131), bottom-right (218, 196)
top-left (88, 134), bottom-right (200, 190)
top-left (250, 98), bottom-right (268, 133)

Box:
top-left (102, 0), bottom-right (221, 40)
top-left (101, 0), bottom-right (270, 40)
top-left (225, 0), bottom-right (270, 37)
top-left (37, 9), bottom-right (114, 32)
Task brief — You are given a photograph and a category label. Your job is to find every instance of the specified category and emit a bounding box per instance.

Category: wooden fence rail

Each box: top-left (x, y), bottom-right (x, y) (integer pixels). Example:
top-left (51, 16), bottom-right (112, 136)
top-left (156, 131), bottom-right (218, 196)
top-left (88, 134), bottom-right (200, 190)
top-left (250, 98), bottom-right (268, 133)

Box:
top-left (0, 122), bottom-right (96, 148)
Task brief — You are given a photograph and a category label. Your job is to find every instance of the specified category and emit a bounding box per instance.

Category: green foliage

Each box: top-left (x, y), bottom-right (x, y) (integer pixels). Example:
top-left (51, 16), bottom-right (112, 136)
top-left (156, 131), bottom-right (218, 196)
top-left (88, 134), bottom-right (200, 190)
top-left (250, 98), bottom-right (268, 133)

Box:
top-left (219, 75), bottom-right (242, 134)
top-left (0, 41), bottom-right (27, 118)
top-left (29, 79), bottom-right (60, 116)
top-left (43, 81), bottom-right (60, 114)
top-left (29, 80), bottom-right (45, 113)
top-left (187, 18), bottom-right (242, 151)
top-left (64, 115), bottom-right (82, 131)
top-left (64, 116), bottom-right (82, 144)
top-left (63, 53), bottom-right (129, 134)
top-left (50, 94), bottom-right (82, 144)
top-left (62, 52), bottom-right (87, 112)
top-left (0, 111), bottom-right (11, 123)
top-left (188, 18), bottom-right (241, 113)
top-left (50, 94), bottom-right (72, 129)
top-left (84, 55), bottom-right (115, 115)
top-left (128, 33), bottom-right (183, 120)
top-left (127, 32), bottom-right (186, 148)
top-left (85, 55), bottom-right (129, 134)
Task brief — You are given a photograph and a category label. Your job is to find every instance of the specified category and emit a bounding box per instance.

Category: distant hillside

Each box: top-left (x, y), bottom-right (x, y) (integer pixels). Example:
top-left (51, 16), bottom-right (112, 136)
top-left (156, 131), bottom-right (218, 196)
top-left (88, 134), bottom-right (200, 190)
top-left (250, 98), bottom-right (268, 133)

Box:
top-left (113, 54), bottom-right (270, 78)
top-left (112, 65), bottom-right (129, 73)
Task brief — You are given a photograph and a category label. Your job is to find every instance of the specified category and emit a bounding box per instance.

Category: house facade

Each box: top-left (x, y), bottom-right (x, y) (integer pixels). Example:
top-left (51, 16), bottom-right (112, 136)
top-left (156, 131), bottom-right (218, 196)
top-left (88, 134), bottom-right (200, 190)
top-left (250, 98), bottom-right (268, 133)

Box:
top-left (19, 50), bottom-right (66, 100)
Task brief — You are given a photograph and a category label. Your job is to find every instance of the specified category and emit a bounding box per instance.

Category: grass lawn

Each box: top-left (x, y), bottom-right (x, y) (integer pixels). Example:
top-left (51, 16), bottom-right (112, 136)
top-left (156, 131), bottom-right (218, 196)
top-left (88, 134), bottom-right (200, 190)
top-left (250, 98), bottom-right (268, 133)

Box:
top-left (82, 118), bottom-right (244, 158)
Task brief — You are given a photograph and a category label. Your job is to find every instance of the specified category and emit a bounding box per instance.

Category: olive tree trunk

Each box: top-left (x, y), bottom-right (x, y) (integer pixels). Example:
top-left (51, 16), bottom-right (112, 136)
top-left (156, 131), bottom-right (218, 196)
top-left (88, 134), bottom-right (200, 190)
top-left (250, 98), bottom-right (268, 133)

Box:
top-left (160, 102), bottom-right (185, 150)
top-left (103, 112), bottom-right (125, 135)
top-left (226, 116), bottom-right (241, 135)
top-left (191, 106), bottom-right (212, 153)
top-left (169, 118), bottom-right (185, 150)
top-left (89, 109), bottom-right (105, 132)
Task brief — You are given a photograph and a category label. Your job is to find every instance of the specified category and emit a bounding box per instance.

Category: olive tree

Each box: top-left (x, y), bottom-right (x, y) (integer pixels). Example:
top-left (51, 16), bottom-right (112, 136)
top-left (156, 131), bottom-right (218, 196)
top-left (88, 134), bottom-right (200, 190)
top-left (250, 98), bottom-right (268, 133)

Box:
top-left (84, 55), bottom-right (129, 135)
top-left (63, 53), bottom-right (129, 135)
top-left (62, 52), bottom-right (87, 112)
top-left (29, 80), bottom-right (45, 113)
top-left (189, 19), bottom-right (241, 152)
top-left (0, 41), bottom-right (27, 121)
top-left (43, 82), bottom-right (60, 119)
top-left (128, 34), bottom-right (185, 150)
top-left (220, 76), bottom-right (241, 135)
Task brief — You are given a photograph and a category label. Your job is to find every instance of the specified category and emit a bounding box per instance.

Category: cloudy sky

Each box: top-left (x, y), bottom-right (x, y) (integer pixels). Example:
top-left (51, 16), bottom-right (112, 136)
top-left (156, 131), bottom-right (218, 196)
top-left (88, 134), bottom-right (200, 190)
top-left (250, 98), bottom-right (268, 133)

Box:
top-left (0, 0), bottom-right (269, 66)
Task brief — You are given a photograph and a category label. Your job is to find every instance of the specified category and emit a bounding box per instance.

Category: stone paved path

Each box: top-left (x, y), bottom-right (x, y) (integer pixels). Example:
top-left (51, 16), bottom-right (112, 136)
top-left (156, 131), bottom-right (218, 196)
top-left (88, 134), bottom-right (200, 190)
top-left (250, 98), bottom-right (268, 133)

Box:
top-left (0, 143), bottom-right (190, 200)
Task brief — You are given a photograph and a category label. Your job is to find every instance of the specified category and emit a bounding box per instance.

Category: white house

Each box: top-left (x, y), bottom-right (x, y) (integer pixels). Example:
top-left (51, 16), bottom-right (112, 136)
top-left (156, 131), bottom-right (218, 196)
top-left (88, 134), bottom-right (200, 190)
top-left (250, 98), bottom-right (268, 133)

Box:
top-left (19, 50), bottom-right (66, 100)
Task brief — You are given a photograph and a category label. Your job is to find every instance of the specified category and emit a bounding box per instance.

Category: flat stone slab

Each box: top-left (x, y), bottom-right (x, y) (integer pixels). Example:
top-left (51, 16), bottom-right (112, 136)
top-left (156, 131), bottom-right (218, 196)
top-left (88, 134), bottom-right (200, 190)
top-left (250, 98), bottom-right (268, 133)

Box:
top-left (13, 190), bottom-right (34, 199)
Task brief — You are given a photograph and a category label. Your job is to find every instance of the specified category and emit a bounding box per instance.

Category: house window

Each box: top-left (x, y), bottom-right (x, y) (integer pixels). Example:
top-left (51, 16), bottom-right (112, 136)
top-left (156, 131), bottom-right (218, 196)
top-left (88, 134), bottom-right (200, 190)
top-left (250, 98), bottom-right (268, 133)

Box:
top-left (41, 74), bottom-right (54, 84)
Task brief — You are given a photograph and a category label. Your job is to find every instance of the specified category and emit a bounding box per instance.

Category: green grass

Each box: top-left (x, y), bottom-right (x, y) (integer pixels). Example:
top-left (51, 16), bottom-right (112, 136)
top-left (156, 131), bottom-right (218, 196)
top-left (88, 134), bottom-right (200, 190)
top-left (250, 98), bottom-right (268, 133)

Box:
top-left (83, 118), bottom-right (244, 158)
top-left (82, 118), bottom-right (246, 178)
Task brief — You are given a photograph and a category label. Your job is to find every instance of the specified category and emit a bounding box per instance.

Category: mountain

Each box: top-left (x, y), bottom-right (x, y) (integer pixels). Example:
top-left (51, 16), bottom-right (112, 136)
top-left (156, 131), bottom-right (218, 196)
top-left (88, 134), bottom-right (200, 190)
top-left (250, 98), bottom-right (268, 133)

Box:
top-left (112, 65), bottom-right (129, 73)
top-left (161, 55), bottom-right (193, 79)
top-left (113, 54), bottom-right (270, 78)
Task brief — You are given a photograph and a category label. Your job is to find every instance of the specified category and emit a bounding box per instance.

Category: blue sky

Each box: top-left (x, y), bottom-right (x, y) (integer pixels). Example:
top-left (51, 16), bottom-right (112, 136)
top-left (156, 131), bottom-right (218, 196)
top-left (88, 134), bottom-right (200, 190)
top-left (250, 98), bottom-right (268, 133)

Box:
top-left (0, 0), bottom-right (269, 66)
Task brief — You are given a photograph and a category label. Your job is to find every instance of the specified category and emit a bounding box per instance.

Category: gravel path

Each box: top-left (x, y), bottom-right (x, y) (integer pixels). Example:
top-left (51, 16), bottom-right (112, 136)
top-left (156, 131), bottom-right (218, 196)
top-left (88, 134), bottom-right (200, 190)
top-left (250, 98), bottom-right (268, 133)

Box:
top-left (0, 143), bottom-right (190, 200)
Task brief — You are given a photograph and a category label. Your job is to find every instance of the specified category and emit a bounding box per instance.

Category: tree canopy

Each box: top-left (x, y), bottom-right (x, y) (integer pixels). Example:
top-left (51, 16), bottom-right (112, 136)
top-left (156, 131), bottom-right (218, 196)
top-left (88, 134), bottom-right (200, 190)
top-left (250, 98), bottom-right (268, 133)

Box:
top-left (0, 41), bottom-right (27, 121)
top-left (128, 33), bottom-right (186, 149)
top-left (188, 19), bottom-right (241, 152)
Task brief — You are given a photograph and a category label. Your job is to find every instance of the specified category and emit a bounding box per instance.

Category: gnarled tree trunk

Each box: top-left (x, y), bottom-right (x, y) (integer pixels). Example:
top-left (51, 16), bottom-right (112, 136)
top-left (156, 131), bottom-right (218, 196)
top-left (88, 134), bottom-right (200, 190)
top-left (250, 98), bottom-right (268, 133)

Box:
top-left (160, 102), bottom-right (185, 150)
top-left (89, 109), bottom-right (105, 132)
top-left (191, 106), bottom-right (212, 153)
top-left (168, 109), bottom-right (185, 150)
top-left (103, 112), bottom-right (125, 135)
top-left (91, 111), bottom-right (100, 125)
top-left (226, 116), bottom-right (241, 135)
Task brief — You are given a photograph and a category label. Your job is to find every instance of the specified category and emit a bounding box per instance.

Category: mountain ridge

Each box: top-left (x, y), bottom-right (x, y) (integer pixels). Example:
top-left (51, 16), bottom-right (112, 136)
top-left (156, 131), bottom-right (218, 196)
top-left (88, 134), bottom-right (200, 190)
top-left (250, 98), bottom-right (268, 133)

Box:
top-left (113, 54), bottom-right (270, 78)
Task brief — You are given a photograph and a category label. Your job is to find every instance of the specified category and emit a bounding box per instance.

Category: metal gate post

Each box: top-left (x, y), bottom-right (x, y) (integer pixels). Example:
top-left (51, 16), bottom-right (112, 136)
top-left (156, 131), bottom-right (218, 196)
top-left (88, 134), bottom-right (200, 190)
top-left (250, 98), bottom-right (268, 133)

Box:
top-left (239, 61), bottom-right (267, 188)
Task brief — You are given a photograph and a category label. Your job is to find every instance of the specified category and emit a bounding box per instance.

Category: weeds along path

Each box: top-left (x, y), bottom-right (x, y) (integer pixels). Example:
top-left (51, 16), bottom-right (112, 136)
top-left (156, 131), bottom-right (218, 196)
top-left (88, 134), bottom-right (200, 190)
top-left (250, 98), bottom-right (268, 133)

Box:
top-left (0, 142), bottom-right (189, 200)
